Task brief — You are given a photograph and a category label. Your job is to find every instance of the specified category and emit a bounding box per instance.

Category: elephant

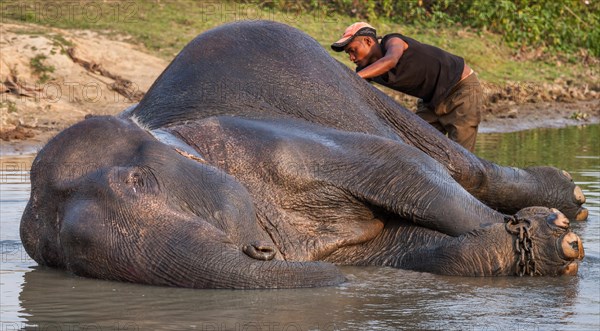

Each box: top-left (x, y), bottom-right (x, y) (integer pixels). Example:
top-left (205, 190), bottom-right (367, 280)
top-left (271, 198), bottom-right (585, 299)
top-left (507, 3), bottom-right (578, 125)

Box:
top-left (20, 21), bottom-right (586, 289)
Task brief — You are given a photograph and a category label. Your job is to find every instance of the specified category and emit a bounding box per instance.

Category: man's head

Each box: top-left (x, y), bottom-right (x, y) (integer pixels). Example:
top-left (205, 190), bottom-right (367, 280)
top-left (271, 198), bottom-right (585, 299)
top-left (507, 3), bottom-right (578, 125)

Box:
top-left (331, 22), bottom-right (379, 68)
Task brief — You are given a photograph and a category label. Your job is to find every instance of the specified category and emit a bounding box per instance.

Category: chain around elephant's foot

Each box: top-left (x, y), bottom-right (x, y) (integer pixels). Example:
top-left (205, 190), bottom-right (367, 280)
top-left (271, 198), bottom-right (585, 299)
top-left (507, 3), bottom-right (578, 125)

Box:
top-left (506, 207), bottom-right (584, 276)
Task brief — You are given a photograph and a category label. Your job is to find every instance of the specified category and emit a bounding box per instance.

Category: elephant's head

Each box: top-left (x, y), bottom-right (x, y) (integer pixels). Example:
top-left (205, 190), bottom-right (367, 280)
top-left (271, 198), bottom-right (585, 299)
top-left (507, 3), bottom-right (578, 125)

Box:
top-left (20, 115), bottom-right (344, 288)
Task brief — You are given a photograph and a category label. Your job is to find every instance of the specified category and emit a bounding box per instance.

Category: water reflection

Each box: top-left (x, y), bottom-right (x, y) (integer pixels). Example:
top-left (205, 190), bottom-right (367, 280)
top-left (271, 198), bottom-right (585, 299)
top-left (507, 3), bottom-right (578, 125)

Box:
top-left (476, 124), bottom-right (599, 172)
top-left (14, 266), bottom-right (586, 330)
top-left (1, 125), bottom-right (599, 330)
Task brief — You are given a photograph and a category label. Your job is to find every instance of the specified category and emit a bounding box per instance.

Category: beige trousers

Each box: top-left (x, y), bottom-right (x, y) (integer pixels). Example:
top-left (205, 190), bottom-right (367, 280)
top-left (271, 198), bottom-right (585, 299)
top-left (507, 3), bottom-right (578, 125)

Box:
top-left (416, 73), bottom-right (483, 152)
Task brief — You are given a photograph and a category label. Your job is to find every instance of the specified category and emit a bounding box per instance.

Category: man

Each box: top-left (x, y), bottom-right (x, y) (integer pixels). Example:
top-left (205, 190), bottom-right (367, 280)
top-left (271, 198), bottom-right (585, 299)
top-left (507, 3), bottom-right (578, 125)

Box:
top-left (331, 22), bottom-right (482, 151)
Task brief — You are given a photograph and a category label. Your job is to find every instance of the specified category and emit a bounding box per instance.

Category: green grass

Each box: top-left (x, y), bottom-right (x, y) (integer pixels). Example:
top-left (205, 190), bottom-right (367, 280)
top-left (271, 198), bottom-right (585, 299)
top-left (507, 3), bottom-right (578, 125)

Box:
top-left (3, 0), bottom-right (596, 86)
top-left (29, 54), bottom-right (55, 83)
top-left (0, 101), bottom-right (19, 113)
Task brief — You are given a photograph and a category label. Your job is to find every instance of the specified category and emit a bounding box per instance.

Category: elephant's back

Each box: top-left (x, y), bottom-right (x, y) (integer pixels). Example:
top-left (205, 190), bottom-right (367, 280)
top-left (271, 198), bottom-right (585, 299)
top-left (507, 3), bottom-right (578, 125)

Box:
top-left (130, 20), bottom-right (407, 140)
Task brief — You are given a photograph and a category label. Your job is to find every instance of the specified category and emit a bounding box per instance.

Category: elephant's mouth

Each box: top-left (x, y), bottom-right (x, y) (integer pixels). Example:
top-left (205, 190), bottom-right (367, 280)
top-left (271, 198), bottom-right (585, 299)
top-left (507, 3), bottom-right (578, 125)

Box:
top-left (243, 241), bottom-right (277, 261)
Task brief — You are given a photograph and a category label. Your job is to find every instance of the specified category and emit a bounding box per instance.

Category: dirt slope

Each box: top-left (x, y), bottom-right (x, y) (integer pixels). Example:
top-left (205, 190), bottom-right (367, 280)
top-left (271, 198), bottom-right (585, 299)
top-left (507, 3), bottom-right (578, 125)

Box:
top-left (1, 23), bottom-right (598, 155)
top-left (0, 23), bottom-right (167, 153)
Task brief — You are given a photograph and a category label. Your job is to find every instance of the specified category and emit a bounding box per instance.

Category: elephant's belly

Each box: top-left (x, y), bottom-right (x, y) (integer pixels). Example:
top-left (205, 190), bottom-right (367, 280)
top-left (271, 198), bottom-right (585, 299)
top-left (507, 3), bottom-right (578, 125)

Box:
top-left (250, 190), bottom-right (385, 261)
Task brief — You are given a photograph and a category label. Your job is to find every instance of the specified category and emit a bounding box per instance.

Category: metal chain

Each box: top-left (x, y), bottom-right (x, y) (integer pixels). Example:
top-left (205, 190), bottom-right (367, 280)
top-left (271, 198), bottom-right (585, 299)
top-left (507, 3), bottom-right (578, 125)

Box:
top-left (504, 215), bottom-right (541, 276)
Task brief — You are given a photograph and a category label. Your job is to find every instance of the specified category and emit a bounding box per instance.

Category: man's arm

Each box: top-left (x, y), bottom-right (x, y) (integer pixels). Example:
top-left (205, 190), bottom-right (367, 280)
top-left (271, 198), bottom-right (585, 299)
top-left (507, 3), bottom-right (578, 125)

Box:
top-left (358, 37), bottom-right (406, 79)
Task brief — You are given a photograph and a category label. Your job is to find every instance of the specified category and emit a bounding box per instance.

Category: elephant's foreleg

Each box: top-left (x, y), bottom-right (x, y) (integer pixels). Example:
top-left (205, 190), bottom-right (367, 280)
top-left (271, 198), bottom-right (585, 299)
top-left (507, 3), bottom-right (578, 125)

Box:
top-left (326, 208), bottom-right (583, 277)
top-left (310, 135), bottom-right (506, 236)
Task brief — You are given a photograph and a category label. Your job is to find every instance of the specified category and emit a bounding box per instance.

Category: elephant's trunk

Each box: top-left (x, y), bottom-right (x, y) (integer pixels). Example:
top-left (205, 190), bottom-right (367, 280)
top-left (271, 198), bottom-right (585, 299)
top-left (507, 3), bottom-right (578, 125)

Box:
top-left (55, 217), bottom-right (346, 289)
top-left (122, 241), bottom-right (346, 289)
top-left (191, 251), bottom-right (346, 289)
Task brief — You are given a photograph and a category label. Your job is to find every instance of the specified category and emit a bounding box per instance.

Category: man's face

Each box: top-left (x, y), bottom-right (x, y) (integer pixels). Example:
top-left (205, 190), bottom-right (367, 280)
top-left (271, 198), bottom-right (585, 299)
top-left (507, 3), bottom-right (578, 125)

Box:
top-left (344, 37), bottom-right (373, 68)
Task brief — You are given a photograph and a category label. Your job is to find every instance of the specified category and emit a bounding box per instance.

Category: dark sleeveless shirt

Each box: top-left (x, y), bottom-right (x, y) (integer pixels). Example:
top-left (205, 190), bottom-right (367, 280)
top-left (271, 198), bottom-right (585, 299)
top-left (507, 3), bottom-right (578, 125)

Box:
top-left (369, 33), bottom-right (464, 108)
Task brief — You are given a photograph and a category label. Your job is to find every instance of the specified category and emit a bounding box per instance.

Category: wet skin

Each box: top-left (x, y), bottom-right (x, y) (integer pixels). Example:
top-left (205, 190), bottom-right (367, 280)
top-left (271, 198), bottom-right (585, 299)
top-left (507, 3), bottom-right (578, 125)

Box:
top-left (20, 115), bottom-right (584, 288)
top-left (131, 20), bottom-right (587, 222)
top-left (20, 21), bottom-right (586, 288)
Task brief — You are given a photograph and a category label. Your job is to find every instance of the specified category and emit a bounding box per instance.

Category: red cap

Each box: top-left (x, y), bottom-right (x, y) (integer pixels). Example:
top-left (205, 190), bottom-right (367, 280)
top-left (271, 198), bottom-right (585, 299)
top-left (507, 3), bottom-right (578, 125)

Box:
top-left (331, 22), bottom-right (377, 52)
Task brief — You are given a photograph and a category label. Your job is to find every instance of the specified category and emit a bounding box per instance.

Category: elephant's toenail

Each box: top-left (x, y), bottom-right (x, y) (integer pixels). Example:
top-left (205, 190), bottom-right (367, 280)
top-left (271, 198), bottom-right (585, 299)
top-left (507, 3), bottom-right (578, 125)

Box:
top-left (562, 170), bottom-right (573, 181)
top-left (574, 186), bottom-right (586, 204)
top-left (560, 233), bottom-right (585, 260)
top-left (575, 208), bottom-right (589, 222)
top-left (547, 211), bottom-right (569, 229)
top-left (562, 262), bottom-right (579, 276)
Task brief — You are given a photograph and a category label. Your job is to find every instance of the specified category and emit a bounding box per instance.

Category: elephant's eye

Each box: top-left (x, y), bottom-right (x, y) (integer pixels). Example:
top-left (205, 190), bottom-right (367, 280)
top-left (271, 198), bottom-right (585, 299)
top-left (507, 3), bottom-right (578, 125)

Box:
top-left (126, 172), bottom-right (144, 187)
top-left (120, 166), bottom-right (159, 195)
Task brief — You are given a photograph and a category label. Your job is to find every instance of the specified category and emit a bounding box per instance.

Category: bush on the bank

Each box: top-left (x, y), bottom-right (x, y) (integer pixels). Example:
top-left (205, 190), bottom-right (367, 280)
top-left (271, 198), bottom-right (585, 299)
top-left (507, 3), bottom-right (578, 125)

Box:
top-left (269, 0), bottom-right (599, 57)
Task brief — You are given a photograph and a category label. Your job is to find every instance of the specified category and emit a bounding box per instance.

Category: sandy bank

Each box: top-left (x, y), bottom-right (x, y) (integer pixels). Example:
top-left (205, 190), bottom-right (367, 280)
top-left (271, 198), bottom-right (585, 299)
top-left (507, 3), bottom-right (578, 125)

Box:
top-left (1, 23), bottom-right (598, 156)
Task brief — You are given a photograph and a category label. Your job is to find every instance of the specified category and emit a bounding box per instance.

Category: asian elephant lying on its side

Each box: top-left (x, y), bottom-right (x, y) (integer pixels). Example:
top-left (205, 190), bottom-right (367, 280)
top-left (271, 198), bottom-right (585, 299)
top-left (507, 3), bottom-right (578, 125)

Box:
top-left (20, 21), bottom-right (586, 289)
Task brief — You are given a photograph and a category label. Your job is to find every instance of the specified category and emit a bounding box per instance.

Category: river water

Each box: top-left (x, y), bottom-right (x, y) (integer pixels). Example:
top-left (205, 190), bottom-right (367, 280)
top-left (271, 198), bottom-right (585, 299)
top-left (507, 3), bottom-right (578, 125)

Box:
top-left (1, 125), bottom-right (598, 331)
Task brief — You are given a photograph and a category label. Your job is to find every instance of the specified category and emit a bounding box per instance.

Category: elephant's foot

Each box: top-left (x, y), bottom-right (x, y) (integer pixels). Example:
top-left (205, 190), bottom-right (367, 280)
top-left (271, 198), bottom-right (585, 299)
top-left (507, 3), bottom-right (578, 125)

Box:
top-left (524, 167), bottom-right (588, 221)
top-left (507, 207), bottom-right (584, 276)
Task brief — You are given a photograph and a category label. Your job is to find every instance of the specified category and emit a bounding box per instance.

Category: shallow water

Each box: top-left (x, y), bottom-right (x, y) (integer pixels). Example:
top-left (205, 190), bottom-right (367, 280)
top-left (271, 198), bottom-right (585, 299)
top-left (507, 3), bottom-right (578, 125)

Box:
top-left (1, 125), bottom-right (598, 331)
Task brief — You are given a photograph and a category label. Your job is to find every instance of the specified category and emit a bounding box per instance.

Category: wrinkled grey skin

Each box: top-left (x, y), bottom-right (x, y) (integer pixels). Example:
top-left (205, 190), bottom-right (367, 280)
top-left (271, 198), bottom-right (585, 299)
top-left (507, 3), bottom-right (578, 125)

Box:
top-left (20, 21), bottom-right (585, 289)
